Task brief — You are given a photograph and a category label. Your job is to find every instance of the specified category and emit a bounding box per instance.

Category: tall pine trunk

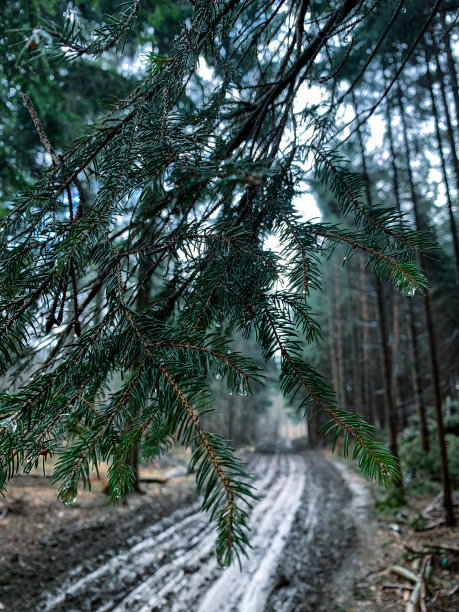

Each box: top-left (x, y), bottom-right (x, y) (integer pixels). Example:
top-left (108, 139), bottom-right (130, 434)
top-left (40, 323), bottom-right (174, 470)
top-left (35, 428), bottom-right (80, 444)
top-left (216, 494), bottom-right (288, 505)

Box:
top-left (351, 261), bottom-right (364, 416)
top-left (334, 260), bottom-right (347, 409)
top-left (384, 93), bottom-right (429, 450)
top-left (353, 97), bottom-right (403, 485)
top-left (407, 301), bottom-right (430, 452)
top-left (327, 270), bottom-right (340, 404)
top-left (375, 282), bottom-right (402, 481)
top-left (127, 264), bottom-right (153, 494)
top-left (425, 44), bottom-right (459, 283)
top-left (398, 88), bottom-right (455, 525)
top-left (359, 255), bottom-right (375, 425)
top-left (440, 13), bottom-right (459, 130)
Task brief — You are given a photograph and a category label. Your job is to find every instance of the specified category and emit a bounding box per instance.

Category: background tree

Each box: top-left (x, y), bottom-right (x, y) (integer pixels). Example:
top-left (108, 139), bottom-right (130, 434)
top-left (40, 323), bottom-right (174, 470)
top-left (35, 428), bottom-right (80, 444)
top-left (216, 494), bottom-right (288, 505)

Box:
top-left (306, 0), bottom-right (458, 525)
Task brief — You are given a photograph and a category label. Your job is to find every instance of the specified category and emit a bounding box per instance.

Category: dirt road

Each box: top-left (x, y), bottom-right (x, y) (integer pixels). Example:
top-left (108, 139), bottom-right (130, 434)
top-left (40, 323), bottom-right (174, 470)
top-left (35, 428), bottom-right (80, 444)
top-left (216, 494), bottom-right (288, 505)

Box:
top-left (4, 452), bottom-right (364, 611)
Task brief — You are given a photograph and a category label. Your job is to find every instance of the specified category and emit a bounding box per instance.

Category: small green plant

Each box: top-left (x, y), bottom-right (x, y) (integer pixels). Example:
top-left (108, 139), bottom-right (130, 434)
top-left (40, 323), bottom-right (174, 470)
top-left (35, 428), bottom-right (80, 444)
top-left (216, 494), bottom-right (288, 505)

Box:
top-left (407, 513), bottom-right (429, 531)
top-left (374, 487), bottom-right (407, 515)
top-left (398, 413), bottom-right (459, 493)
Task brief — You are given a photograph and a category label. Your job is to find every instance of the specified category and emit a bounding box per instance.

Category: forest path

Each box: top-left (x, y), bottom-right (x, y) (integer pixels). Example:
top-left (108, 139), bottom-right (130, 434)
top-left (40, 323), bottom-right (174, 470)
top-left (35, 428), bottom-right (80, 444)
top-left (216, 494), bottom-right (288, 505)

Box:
top-left (37, 451), bottom-right (363, 612)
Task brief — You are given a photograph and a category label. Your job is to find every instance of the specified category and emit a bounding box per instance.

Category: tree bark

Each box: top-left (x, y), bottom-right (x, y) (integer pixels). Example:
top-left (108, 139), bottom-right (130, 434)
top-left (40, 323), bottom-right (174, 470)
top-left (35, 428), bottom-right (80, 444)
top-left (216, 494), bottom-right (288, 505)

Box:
top-left (353, 96), bottom-right (403, 486)
top-left (407, 300), bottom-right (430, 452)
top-left (327, 271), bottom-right (340, 404)
top-left (351, 262), bottom-right (364, 416)
top-left (425, 44), bottom-right (459, 283)
top-left (375, 281), bottom-right (402, 482)
top-left (440, 12), bottom-right (459, 131)
top-left (385, 93), bottom-right (429, 450)
top-left (127, 263), bottom-right (153, 494)
top-left (334, 260), bottom-right (347, 409)
top-left (359, 254), bottom-right (375, 425)
top-left (398, 88), bottom-right (455, 525)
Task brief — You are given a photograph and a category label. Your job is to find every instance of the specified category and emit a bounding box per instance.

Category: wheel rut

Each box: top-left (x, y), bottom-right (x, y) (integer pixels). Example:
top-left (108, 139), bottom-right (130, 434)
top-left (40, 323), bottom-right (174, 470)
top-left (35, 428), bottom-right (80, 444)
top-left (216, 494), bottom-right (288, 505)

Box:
top-left (39, 452), bottom-right (360, 612)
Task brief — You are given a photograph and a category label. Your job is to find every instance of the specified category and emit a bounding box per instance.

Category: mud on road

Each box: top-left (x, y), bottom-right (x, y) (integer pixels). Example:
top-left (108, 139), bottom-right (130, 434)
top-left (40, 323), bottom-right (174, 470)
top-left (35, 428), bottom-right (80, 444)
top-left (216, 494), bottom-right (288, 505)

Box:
top-left (1, 452), bottom-right (363, 611)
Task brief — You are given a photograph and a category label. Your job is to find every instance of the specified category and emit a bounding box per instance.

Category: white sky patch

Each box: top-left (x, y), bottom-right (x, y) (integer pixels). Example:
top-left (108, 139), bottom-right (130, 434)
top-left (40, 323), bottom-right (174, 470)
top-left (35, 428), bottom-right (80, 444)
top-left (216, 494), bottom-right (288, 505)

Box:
top-left (294, 82), bottom-right (326, 113)
top-left (365, 114), bottom-right (385, 152)
top-left (197, 57), bottom-right (215, 82)
top-left (265, 233), bottom-right (280, 252)
top-left (296, 190), bottom-right (321, 222)
top-left (340, 102), bottom-right (355, 124)
top-left (265, 188), bottom-right (321, 255)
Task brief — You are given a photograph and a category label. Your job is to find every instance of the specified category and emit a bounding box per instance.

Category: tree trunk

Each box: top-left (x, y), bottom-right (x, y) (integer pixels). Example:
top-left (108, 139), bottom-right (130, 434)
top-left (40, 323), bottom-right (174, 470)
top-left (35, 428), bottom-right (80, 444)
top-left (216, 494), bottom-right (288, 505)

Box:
top-left (334, 260), bottom-right (347, 409)
top-left (227, 393), bottom-right (234, 442)
top-left (391, 291), bottom-right (404, 429)
top-left (425, 44), bottom-right (459, 283)
top-left (385, 92), bottom-right (429, 449)
top-left (398, 88), bottom-right (455, 525)
top-left (127, 264), bottom-right (153, 494)
top-left (360, 254), bottom-right (375, 425)
top-left (351, 262), bottom-right (364, 416)
top-left (432, 38), bottom-right (459, 193)
top-left (375, 281), bottom-right (402, 484)
top-left (327, 271), bottom-right (340, 403)
top-left (407, 300), bottom-right (430, 452)
top-left (440, 12), bottom-right (459, 131)
top-left (353, 96), bottom-right (402, 484)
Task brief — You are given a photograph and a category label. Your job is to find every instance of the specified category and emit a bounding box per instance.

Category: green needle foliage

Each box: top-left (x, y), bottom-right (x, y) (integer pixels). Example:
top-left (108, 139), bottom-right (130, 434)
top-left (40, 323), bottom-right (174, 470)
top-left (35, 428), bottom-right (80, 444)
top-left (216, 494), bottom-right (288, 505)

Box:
top-left (0, 0), bottom-right (436, 564)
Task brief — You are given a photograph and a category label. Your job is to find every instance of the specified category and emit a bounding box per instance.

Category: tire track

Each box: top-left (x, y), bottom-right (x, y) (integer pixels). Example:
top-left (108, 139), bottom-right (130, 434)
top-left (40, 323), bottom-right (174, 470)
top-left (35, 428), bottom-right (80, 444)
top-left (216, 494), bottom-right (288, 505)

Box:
top-left (111, 455), bottom-right (285, 611)
top-left (40, 453), bottom-right (358, 612)
top-left (198, 454), bottom-right (306, 612)
top-left (42, 455), bottom-right (275, 611)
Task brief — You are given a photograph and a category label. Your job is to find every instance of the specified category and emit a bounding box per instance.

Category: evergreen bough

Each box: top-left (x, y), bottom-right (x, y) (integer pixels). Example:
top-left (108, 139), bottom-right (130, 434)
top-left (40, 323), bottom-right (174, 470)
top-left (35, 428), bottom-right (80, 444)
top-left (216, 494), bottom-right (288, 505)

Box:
top-left (0, 0), bottom-right (434, 565)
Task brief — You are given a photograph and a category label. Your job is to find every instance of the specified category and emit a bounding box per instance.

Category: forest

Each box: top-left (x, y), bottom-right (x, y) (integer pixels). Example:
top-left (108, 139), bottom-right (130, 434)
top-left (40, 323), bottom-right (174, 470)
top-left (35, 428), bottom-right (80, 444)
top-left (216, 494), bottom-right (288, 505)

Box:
top-left (0, 0), bottom-right (458, 610)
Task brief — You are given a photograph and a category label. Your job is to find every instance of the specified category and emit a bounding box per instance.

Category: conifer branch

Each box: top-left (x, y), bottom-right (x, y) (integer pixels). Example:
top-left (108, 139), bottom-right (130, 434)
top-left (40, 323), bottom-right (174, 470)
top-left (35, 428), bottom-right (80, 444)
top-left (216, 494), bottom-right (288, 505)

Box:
top-left (273, 198), bottom-right (309, 293)
top-left (21, 93), bottom-right (60, 165)
top-left (305, 227), bottom-right (426, 295)
top-left (263, 305), bottom-right (399, 485)
top-left (150, 342), bottom-right (252, 382)
top-left (312, 146), bottom-right (422, 251)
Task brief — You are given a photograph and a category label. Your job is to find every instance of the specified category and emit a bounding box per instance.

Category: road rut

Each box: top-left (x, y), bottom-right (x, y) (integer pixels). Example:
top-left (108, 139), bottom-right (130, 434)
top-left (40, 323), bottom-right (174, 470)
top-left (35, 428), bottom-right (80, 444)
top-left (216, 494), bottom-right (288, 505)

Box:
top-left (28, 452), bottom-right (359, 611)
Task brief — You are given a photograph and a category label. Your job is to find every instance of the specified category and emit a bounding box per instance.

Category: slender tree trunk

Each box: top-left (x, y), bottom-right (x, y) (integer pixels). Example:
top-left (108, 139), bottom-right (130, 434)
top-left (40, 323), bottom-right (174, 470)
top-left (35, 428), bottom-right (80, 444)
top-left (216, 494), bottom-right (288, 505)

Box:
top-left (375, 282), bottom-right (402, 482)
top-left (351, 262), bottom-right (364, 416)
top-left (327, 270), bottom-right (340, 402)
top-left (385, 93), bottom-right (429, 449)
top-left (307, 411), bottom-right (319, 448)
top-left (384, 94), bottom-right (403, 428)
top-left (227, 394), bottom-right (234, 442)
top-left (425, 45), bottom-right (459, 282)
top-left (360, 255), bottom-right (375, 425)
top-left (334, 260), bottom-right (347, 409)
top-left (440, 12), bottom-right (459, 130)
top-left (353, 97), bottom-right (402, 485)
top-left (432, 39), bottom-right (459, 192)
top-left (127, 264), bottom-right (152, 494)
top-left (407, 301), bottom-right (430, 452)
top-left (391, 291), bottom-right (404, 429)
top-left (398, 88), bottom-right (455, 525)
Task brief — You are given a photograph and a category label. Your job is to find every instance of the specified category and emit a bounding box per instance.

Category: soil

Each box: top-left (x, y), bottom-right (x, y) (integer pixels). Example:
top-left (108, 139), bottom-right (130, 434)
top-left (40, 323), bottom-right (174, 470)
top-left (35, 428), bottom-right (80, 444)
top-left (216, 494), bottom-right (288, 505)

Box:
top-left (0, 450), bottom-right (457, 611)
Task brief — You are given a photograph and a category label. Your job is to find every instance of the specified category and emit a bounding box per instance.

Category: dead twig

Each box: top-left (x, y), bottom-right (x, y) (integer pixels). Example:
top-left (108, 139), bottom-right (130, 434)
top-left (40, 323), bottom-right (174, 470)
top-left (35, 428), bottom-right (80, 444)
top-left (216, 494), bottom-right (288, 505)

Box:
top-left (419, 554), bottom-right (432, 612)
top-left (405, 543), bottom-right (459, 555)
top-left (391, 565), bottom-right (419, 583)
top-left (416, 519), bottom-right (446, 531)
top-left (383, 582), bottom-right (414, 591)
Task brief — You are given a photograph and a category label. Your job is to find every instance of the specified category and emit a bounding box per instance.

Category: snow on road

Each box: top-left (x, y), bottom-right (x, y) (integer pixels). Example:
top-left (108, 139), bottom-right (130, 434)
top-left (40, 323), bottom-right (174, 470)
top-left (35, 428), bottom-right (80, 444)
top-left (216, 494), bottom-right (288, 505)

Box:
top-left (42, 452), bottom-right (358, 612)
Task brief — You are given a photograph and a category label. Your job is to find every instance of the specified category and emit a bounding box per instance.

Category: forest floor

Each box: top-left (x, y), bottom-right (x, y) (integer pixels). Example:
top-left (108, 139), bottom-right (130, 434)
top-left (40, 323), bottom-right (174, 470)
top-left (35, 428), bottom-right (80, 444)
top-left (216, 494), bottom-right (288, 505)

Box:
top-left (0, 450), bottom-right (457, 611)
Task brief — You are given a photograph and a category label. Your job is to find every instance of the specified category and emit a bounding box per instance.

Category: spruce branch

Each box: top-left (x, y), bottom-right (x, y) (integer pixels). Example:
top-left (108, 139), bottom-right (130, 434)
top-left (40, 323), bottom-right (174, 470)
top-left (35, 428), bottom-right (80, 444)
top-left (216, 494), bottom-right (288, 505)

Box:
top-left (25, 1), bottom-right (142, 61)
top-left (153, 357), bottom-right (253, 566)
top-left (305, 226), bottom-right (427, 295)
top-left (262, 305), bottom-right (399, 485)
